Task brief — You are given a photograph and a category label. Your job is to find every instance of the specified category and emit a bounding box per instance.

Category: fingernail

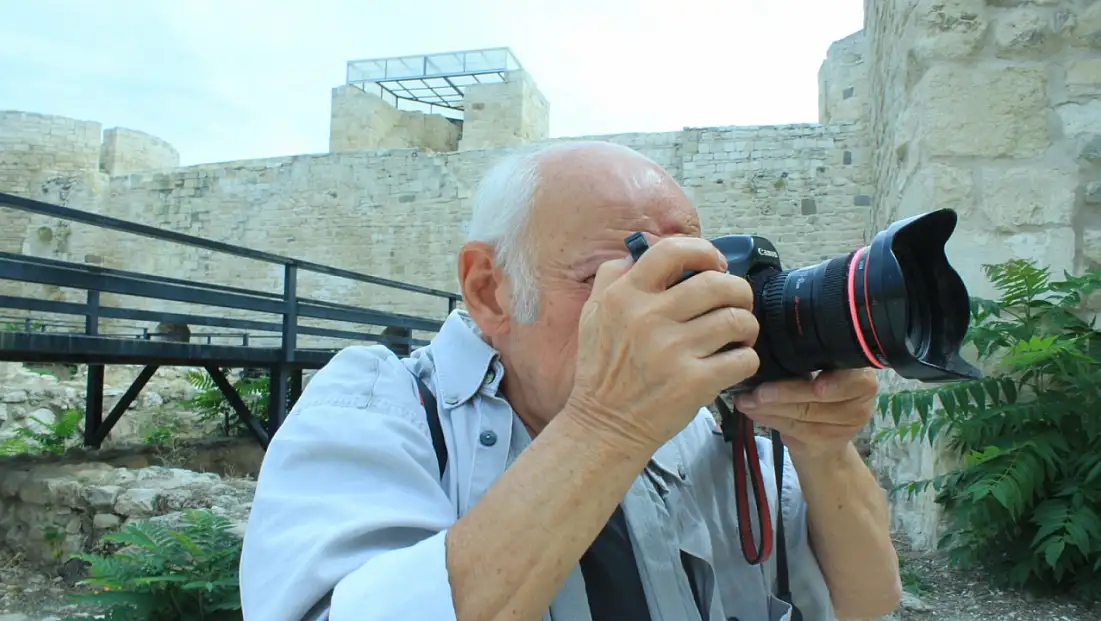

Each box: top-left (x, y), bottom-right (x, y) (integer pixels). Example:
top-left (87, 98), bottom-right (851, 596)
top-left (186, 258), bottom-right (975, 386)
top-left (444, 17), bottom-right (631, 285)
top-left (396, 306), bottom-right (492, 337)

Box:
top-left (735, 394), bottom-right (757, 409)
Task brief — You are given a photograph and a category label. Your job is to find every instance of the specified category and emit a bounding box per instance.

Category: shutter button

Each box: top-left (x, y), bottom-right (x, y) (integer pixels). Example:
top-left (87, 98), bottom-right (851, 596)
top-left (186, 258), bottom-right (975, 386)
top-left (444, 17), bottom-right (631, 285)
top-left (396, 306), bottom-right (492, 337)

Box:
top-left (479, 430), bottom-right (498, 447)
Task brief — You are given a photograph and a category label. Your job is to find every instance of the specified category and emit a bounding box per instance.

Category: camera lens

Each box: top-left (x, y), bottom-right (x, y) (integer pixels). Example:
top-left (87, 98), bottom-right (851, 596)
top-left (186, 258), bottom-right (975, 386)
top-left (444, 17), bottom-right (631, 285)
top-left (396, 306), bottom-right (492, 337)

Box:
top-left (747, 248), bottom-right (888, 381)
top-left (742, 208), bottom-right (981, 385)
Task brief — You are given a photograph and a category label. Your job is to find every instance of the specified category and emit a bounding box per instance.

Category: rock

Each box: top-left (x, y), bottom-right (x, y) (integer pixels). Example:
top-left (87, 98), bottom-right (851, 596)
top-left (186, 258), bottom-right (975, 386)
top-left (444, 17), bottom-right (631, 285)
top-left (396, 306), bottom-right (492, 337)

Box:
top-left (141, 390), bottom-right (164, 407)
top-left (901, 591), bottom-right (932, 612)
top-left (82, 485), bottom-right (122, 510)
top-left (114, 488), bottom-right (161, 517)
top-left (1, 391), bottom-right (27, 404)
top-left (92, 513), bottom-right (121, 530)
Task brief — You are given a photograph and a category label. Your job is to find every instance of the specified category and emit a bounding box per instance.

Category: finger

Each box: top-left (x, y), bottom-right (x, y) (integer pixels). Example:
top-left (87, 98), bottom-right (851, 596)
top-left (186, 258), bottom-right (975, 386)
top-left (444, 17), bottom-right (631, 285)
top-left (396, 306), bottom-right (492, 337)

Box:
top-left (813, 369), bottom-right (879, 402)
top-left (696, 345), bottom-right (760, 395)
top-left (735, 377), bottom-right (818, 409)
top-left (681, 305), bottom-right (760, 356)
top-left (735, 368), bottom-right (875, 408)
top-left (590, 257), bottom-right (634, 297)
top-left (659, 270), bottom-right (755, 322)
top-left (746, 412), bottom-right (864, 442)
top-left (739, 401), bottom-right (855, 425)
top-left (627, 236), bottom-right (728, 293)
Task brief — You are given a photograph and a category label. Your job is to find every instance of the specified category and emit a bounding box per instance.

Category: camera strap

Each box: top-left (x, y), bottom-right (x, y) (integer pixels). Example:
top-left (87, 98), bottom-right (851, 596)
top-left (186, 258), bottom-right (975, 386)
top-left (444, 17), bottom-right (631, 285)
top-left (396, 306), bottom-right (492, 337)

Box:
top-left (414, 373), bottom-right (800, 618)
top-left (715, 397), bottom-right (802, 619)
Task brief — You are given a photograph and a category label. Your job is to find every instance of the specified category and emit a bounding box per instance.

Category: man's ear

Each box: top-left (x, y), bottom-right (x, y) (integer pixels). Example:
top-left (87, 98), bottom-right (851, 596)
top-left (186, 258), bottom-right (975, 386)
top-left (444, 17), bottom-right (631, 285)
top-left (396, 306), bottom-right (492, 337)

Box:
top-left (457, 241), bottom-right (512, 338)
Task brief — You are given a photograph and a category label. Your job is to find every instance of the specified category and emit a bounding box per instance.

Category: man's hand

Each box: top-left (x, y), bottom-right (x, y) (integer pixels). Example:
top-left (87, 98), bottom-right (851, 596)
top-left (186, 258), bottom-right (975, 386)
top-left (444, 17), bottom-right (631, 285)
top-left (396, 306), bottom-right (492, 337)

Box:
top-left (733, 368), bottom-right (878, 460)
top-left (566, 236), bottom-right (762, 453)
top-left (735, 368), bottom-right (900, 619)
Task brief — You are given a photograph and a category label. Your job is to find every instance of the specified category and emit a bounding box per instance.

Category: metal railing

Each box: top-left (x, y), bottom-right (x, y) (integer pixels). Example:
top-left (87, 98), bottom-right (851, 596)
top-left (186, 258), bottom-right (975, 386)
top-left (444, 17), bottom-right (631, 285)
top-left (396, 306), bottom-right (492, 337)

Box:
top-left (0, 191), bottom-right (463, 448)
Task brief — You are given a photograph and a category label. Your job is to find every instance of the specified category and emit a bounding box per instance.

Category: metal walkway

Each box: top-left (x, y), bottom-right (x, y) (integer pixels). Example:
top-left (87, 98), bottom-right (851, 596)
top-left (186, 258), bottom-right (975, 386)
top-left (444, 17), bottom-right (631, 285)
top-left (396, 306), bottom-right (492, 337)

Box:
top-left (0, 191), bottom-right (461, 449)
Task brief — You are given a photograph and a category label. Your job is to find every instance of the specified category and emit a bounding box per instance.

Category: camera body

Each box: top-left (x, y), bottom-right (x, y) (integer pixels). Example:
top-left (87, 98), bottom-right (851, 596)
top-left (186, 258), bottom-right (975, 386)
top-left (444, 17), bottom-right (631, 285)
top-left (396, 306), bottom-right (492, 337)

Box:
top-left (624, 208), bottom-right (983, 391)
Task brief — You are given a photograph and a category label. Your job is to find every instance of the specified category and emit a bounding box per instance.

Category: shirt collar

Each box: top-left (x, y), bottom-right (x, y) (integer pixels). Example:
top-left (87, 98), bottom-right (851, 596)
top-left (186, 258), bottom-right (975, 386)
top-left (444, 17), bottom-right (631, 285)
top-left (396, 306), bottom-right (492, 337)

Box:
top-left (428, 309), bottom-right (501, 407)
top-left (426, 309), bottom-right (687, 483)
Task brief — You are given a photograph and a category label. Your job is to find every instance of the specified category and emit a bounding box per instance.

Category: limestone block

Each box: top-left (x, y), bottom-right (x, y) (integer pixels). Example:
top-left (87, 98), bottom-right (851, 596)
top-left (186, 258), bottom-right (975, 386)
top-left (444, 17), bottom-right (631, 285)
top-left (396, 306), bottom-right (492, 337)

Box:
top-left (993, 7), bottom-right (1055, 57)
top-left (910, 0), bottom-right (988, 60)
top-left (946, 226), bottom-right (1077, 300)
top-left (0, 470), bottom-right (29, 497)
top-left (114, 488), bottom-right (161, 517)
top-left (82, 484), bottom-right (122, 510)
top-left (1057, 99), bottom-right (1101, 137)
top-left (914, 64), bottom-right (1050, 158)
top-left (1086, 181), bottom-right (1101, 204)
top-left (1070, 1), bottom-right (1101, 48)
top-left (897, 163), bottom-right (975, 220)
top-left (1083, 228), bottom-right (1101, 264)
top-left (976, 166), bottom-right (1077, 232)
top-left (1067, 57), bottom-right (1101, 98)
top-left (92, 513), bottom-right (121, 530)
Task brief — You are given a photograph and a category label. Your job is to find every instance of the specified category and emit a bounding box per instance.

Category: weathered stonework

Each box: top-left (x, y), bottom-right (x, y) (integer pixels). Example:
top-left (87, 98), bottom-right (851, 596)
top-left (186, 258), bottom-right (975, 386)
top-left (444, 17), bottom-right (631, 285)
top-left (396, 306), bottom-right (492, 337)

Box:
top-left (0, 461), bottom-right (253, 565)
top-left (864, 0), bottom-right (1101, 551)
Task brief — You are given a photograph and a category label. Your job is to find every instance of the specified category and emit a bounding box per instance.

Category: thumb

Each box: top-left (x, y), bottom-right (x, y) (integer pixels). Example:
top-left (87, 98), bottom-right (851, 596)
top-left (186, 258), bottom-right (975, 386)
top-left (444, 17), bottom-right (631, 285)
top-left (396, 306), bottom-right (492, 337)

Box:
top-left (591, 256), bottom-right (634, 296)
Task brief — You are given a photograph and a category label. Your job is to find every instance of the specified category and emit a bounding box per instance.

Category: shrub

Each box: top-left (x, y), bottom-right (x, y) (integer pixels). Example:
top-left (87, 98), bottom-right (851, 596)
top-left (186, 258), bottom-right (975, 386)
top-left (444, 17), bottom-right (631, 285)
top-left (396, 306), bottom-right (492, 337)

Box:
top-left (0, 408), bottom-right (83, 455)
top-left (875, 260), bottom-right (1101, 591)
top-left (64, 509), bottom-right (243, 621)
top-left (183, 369), bottom-right (269, 436)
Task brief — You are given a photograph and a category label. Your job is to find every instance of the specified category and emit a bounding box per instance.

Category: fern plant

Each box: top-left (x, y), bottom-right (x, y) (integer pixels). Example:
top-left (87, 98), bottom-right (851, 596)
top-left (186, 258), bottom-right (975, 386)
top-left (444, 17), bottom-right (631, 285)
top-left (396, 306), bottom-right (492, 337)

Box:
top-left (183, 369), bottom-right (269, 436)
top-left (0, 408), bottom-right (83, 455)
top-left (875, 260), bottom-right (1101, 591)
top-left (64, 509), bottom-right (243, 621)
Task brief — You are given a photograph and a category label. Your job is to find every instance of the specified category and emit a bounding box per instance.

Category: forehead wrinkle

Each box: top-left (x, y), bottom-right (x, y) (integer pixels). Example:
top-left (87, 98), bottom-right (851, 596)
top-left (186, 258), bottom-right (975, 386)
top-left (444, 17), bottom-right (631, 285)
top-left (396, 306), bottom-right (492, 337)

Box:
top-left (527, 142), bottom-right (698, 271)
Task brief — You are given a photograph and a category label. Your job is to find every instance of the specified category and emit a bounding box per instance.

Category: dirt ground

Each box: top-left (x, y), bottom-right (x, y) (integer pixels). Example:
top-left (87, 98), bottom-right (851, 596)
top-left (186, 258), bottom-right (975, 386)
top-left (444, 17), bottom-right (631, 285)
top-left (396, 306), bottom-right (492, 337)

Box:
top-left (885, 545), bottom-right (1099, 621)
top-left (0, 540), bottom-right (1099, 620)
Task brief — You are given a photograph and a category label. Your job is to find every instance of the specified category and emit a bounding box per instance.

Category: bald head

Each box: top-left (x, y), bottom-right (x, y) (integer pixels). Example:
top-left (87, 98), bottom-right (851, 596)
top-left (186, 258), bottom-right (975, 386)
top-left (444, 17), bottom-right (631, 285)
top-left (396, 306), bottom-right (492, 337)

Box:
top-left (459, 141), bottom-right (700, 429)
top-left (467, 141), bottom-right (698, 322)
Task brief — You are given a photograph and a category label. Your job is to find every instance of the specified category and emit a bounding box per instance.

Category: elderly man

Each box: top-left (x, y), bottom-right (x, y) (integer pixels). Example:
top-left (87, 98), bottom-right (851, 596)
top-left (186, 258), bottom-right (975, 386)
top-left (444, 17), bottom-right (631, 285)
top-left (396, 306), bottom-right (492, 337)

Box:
top-left (239, 141), bottom-right (901, 621)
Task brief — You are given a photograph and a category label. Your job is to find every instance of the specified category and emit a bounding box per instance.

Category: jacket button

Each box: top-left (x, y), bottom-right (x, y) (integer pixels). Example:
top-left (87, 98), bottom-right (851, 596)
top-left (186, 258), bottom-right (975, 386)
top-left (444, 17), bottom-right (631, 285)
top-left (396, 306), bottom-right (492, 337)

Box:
top-left (479, 430), bottom-right (498, 447)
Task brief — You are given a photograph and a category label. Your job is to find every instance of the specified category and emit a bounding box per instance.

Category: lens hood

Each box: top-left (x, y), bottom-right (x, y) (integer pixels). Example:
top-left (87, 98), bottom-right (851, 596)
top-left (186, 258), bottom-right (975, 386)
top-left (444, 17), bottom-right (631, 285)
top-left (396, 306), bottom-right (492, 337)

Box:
top-left (859, 208), bottom-right (982, 382)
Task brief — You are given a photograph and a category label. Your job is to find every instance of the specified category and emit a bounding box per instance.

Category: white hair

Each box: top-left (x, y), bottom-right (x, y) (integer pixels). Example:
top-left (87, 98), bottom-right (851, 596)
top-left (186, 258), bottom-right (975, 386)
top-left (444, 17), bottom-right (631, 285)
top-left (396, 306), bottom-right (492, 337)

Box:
top-left (466, 148), bottom-right (544, 323)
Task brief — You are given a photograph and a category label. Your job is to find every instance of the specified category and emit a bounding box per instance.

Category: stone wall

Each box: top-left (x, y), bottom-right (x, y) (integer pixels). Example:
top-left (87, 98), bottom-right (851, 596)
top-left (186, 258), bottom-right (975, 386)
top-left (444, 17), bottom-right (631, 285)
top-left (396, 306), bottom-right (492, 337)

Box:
top-left (0, 112), bottom-right (102, 255)
top-left (819, 30), bottom-right (870, 125)
top-left (0, 461), bottom-right (253, 566)
top-left (99, 127), bottom-right (180, 176)
top-left (329, 85), bottom-right (462, 153)
top-left (7, 121), bottom-right (870, 342)
top-left (458, 71), bottom-right (550, 151)
top-left (860, 0), bottom-right (1101, 551)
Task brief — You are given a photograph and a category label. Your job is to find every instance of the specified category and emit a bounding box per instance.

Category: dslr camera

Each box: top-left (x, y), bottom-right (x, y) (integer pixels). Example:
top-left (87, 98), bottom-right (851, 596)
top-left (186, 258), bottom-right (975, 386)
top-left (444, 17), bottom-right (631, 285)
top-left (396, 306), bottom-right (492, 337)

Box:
top-left (624, 207), bottom-right (982, 578)
top-left (625, 208), bottom-right (982, 387)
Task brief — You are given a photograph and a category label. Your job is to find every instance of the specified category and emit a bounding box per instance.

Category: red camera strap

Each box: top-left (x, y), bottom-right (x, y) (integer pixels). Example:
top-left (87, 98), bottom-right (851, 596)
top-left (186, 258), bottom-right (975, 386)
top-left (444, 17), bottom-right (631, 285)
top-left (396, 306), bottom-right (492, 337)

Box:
top-left (716, 398), bottom-right (774, 565)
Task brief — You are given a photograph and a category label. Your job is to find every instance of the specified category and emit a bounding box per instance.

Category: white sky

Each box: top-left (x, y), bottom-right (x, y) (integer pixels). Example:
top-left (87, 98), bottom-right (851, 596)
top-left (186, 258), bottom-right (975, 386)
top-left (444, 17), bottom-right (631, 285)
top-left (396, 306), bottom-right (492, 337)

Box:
top-left (0, 0), bottom-right (864, 167)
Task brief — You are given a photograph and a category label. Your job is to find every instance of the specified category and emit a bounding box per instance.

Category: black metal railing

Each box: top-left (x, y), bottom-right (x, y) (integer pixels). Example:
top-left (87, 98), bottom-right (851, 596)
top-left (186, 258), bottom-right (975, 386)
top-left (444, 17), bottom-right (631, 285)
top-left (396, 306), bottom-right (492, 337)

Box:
top-left (0, 191), bottom-right (463, 448)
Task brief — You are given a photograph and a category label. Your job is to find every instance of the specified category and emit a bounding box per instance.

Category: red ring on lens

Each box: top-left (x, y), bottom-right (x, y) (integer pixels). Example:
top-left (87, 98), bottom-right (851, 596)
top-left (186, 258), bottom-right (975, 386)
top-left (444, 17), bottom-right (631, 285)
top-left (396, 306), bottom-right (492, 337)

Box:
top-left (847, 246), bottom-right (886, 369)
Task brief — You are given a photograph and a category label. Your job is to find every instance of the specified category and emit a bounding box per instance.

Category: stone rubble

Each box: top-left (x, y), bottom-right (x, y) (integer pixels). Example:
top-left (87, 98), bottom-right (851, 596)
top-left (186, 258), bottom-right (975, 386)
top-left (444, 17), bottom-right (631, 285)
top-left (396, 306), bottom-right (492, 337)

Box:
top-left (0, 460), bottom-right (253, 566)
top-left (0, 361), bottom-right (235, 449)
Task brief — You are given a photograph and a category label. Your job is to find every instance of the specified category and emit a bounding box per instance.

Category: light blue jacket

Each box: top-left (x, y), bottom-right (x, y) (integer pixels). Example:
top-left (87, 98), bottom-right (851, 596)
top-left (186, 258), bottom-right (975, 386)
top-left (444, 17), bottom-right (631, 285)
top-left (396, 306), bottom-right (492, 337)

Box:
top-left (239, 310), bottom-right (835, 621)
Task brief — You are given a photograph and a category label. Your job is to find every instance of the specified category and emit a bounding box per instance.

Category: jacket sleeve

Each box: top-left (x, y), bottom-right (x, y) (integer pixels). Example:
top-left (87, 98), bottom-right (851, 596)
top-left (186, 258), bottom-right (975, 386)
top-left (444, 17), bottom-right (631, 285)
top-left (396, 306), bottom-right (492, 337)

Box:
top-left (238, 345), bottom-right (458, 621)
